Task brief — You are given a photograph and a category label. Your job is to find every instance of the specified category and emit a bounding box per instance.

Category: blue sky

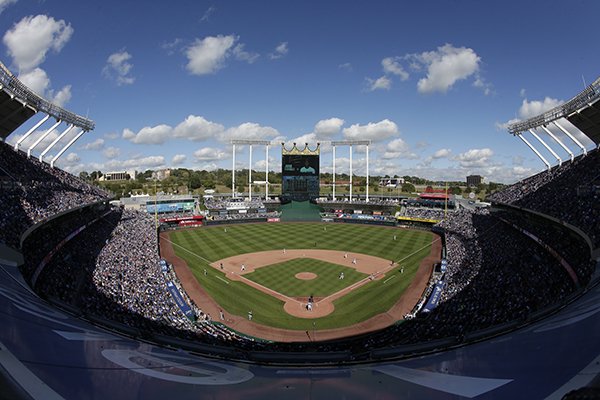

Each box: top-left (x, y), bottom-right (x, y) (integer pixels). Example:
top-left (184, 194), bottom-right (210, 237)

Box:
top-left (1, 0), bottom-right (599, 183)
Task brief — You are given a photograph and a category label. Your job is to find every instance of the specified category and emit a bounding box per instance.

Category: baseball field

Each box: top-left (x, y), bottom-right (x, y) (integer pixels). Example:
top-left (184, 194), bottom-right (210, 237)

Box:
top-left (161, 222), bottom-right (438, 339)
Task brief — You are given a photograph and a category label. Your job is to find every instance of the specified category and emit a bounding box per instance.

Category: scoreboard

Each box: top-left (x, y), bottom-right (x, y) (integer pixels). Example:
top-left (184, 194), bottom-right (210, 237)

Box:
top-left (281, 145), bottom-right (320, 201)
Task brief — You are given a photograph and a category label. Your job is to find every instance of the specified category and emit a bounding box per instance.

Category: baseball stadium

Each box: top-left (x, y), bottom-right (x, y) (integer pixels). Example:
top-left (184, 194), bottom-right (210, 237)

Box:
top-left (1, 4), bottom-right (600, 400)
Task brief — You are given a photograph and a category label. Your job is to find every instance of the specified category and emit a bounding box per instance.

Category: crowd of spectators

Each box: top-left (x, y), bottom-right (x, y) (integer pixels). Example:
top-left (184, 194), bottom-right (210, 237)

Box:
top-left (209, 211), bottom-right (280, 221)
top-left (33, 208), bottom-right (247, 344)
top-left (488, 148), bottom-right (600, 247)
top-left (401, 207), bottom-right (447, 221)
top-left (5, 136), bottom-right (599, 359)
top-left (204, 197), bottom-right (269, 211)
top-left (0, 142), bottom-right (110, 248)
top-left (317, 197), bottom-right (399, 206)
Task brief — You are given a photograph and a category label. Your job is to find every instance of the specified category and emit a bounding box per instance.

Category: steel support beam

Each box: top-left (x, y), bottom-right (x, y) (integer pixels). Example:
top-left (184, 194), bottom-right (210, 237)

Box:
top-left (14, 114), bottom-right (50, 151)
top-left (39, 124), bottom-right (74, 162)
top-left (27, 119), bottom-right (61, 158)
top-left (541, 125), bottom-right (574, 162)
top-left (50, 130), bottom-right (84, 168)
top-left (529, 128), bottom-right (562, 166)
top-left (553, 120), bottom-right (587, 155)
top-left (518, 134), bottom-right (551, 170)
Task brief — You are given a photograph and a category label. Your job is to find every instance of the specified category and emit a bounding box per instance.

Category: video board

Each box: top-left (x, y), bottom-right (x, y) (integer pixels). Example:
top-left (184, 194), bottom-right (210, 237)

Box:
top-left (281, 154), bottom-right (319, 201)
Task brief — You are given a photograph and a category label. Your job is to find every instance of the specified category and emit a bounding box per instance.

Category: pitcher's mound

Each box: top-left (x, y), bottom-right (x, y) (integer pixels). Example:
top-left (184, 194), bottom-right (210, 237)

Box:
top-left (295, 272), bottom-right (317, 280)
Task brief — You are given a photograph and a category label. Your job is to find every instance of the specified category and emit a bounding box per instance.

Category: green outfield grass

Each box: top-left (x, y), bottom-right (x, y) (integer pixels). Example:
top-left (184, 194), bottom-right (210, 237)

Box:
top-left (245, 258), bottom-right (367, 297)
top-left (168, 223), bottom-right (434, 331)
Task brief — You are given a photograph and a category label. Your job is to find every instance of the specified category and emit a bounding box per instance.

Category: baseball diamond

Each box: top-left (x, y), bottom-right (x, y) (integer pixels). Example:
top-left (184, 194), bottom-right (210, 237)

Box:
top-left (160, 222), bottom-right (441, 341)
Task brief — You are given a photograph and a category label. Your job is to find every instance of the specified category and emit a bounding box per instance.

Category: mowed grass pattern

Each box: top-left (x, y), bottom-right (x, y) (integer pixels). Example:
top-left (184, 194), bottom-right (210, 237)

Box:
top-left (169, 223), bottom-right (434, 331)
top-left (245, 258), bottom-right (367, 297)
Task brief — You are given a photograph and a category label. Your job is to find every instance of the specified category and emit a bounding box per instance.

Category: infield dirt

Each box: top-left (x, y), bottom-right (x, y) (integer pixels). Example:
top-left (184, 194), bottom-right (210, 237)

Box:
top-left (159, 230), bottom-right (441, 342)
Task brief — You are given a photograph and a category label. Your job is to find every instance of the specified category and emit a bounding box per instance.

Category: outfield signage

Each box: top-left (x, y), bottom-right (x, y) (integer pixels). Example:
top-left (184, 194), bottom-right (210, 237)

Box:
top-left (166, 281), bottom-right (194, 320)
top-left (422, 281), bottom-right (444, 313)
top-left (397, 216), bottom-right (440, 224)
top-left (267, 218), bottom-right (280, 222)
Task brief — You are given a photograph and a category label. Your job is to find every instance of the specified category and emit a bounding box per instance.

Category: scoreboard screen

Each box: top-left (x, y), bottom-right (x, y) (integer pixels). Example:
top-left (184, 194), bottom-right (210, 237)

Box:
top-left (282, 155), bottom-right (319, 176)
top-left (281, 154), bottom-right (319, 200)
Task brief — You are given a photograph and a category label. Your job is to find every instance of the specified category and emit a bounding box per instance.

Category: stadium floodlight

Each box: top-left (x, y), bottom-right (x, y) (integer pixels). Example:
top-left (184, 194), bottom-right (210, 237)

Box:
top-left (230, 139), bottom-right (271, 200)
top-left (330, 140), bottom-right (371, 202)
top-left (507, 76), bottom-right (600, 135)
top-left (0, 61), bottom-right (94, 131)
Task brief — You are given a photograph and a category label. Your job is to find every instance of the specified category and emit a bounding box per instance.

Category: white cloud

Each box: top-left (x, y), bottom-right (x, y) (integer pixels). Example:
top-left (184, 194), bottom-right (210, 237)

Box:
top-left (63, 152), bottom-right (80, 165)
top-left (160, 38), bottom-right (183, 55)
top-left (520, 88), bottom-right (526, 98)
top-left (0, 0), bottom-right (17, 15)
top-left (314, 117), bottom-right (344, 137)
top-left (382, 57), bottom-right (409, 81)
top-left (172, 154), bottom-right (187, 165)
top-left (200, 5), bottom-right (216, 22)
top-left (338, 62), bottom-right (352, 72)
top-left (104, 155), bottom-right (165, 171)
top-left (454, 148), bottom-right (494, 168)
top-left (103, 146), bottom-right (120, 159)
top-left (221, 122), bottom-right (280, 141)
top-left (122, 124), bottom-right (172, 144)
top-left (367, 75), bottom-right (391, 91)
top-left (497, 97), bottom-right (564, 130)
top-left (343, 119), bottom-right (399, 142)
top-left (103, 50), bottom-right (135, 85)
top-left (173, 114), bottom-right (225, 140)
top-left (17, 67), bottom-right (50, 96)
top-left (17, 67), bottom-right (71, 105)
top-left (185, 34), bottom-right (237, 75)
top-left (3, 14), bottom-right (73, 72)
top-left (104, 132), bottom-right (119, 140)
top-left (80, 138), bottom-right (105, 150)
top-left (432, 148), bottom-right (451, 159)
top-left (233, 43), bottom-right (259, 63)
top-left (409, 44), bottom-right (481, 94)
top-left (194, 147), bottom-right (229, 161)
top-left (51, 84), bottom-right (71, 106)
top-left (269, 42), bottom-right (288, 60)
top-left (518, 97), bottom-right (564, 119)
top-left (381, 138), bottom-right (417, 159)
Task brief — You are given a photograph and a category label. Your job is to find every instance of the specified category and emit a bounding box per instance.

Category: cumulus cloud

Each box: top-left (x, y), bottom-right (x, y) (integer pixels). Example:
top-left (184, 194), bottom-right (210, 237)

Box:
top-left (194, 147), bottom-right (229, 161)
top-left (122, 124), bottom-right (172, 144)
top-left (173, 115), bottom-right (224, 141)
top-left (432, 148), bottom-right (451, 159)
top-left (518, 97), bottom-right (564, 119)
top-left (343, 119), bottom-right (399, 142)
top-left (381, 138), bottom-right (417, 159)
top-left (3, 14), bottom-right (73, 105)
top-left (172, 154), bottom-right (187, 165)
top-left (221, 122), bottom-right (280, 141)
top-left (185, 34), bottom-right (237, 75)
top-left (407, 44), bottom-right (481, 94)
top-left (367, 75), bottom-right (392, 91)
top-left (454, 148), bottom-right (494, 168)
top-left (80, 138), bottom-right (105, 150)
top-left (233, 43), bottom-right (259, 63)
top-left (269, 42), bottom-right (288, 60)
top-left (103, 146), bottom-right (120, 159)
top-left (314, 117), bottom-right (344, 137)
top-left (3, 14), bottom-right (73, 72)
top-left (104, 155), bottom-right (166, 171)
top-left (103, 50), bottom-right (135, 85)
top-left (382, 57), bottom-right (409, 81)
top-left (497, 97), bottom-right (564, 130)
top-left (0, 0), bottom-right (17, 15)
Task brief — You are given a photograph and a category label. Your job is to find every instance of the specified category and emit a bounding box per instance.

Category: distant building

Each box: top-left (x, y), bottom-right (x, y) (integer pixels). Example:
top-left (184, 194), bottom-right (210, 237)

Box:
top-left (466, 175), bottom-right (483, 187)
top-left (379, 177), bottom-right (404, 187)
top-left (100, 170), bottom-right (136, 181)
top-left (152, 169), bottom-right (171, 181)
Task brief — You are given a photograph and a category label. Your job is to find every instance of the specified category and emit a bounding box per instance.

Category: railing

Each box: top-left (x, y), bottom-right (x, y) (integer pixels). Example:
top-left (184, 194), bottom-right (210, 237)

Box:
top-left (0, 61), bottom-right (94, 131)
top-left (508, 76), bottom-right (600, 135)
